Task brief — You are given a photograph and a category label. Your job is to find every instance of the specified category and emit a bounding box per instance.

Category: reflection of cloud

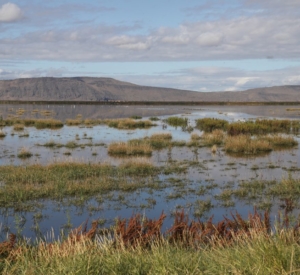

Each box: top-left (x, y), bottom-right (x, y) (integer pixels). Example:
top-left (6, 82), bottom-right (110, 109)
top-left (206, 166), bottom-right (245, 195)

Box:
top-left (0, 2), bottom-right (22, 22)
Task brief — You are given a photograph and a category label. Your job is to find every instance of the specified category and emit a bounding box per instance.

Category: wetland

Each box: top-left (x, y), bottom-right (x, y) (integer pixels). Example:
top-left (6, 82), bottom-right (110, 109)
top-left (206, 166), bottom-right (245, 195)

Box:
top-left (0, 103), bottom-right (300, 240)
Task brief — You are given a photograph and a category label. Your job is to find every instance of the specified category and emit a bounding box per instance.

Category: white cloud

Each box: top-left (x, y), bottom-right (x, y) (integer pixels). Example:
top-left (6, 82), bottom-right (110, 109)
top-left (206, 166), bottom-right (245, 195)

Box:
top-left (196, 32), bottom-right (223, 46)
top-left (0, 2), bottom-right (22, 22)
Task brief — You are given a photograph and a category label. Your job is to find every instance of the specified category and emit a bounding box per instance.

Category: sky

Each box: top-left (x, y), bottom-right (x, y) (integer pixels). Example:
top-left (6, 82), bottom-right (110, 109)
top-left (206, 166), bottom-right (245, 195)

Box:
top-left (0, 0), bottom-right (300, 92)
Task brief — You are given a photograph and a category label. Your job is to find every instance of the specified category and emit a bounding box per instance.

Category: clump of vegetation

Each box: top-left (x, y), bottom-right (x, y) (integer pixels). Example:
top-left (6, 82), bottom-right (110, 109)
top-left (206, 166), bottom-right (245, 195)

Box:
top-left (17, 147), bottom-right (33, 159)
top-left (83, 119), bottom-right (101, 126)
top-left (149, 116), bottom-right (160, 121)
top-left (196, 118), bottom-right (229, 132)
top-left (263, 134), bottom-right (298, 148)
top-left (0, 130), bottom-right (6, 138)
top-left (43, 140), bottom-right (62, 148)
top-left (34, 119), bottom-right (64, 129)
top-left (105, 118), bottom-right (154, 129)
top-left (119, 158), bottom-right (157, 176)
top-left (224, 135), bottom-right (272, 155)
top-left (187, 132), bottom-right (202, 147)
top-left (130, 115), bottom-right (142, 119)
top-left (108, 141), bottom-right (152, 156)
top-left (13, 124), bottom-right (25, 131)
top-left (227, 119), bottom-right (300, 136)
top-left (65, 141), bottom-right (79, 149)
top-left (165, 116), bottom-right (188, 127)
top-left (202, 129), bottom-right (225, 146)
top-left (1, 118), bottom-right (63, 129)
top-left (148, 132), bottom-right (172, 149)
top-left (66, 119), bottom-right (82, 126)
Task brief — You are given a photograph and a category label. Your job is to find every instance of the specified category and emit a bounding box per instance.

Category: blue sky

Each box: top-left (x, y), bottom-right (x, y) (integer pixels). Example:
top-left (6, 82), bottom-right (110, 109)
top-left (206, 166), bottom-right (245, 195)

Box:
top-left (0, 0), bottom-right (300, 91)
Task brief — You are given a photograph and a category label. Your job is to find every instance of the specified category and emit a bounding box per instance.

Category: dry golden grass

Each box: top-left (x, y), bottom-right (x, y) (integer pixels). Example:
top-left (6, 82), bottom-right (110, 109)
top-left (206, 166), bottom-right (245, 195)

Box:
top-left (108, 141), bottom-right (152, 156)
top-left (190, 133), bottom-right (201, 141)
top-left (225, 135), bottom-right (272, 154)
top-left (262, 134), bottom-right (298, 147)
top-left (104, 118), bottom-right (153, 129)
top-left (202, 129), bottom-right (225, 146)
top-left (13, 124), bottom-right (25, 131)
top-left (150, 132), bottom-right (172, 140)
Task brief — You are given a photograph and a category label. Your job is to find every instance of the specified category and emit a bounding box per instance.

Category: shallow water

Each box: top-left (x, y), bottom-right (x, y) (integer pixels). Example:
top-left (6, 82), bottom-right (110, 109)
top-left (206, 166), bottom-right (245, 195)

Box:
top-left (0, 104), bottom-right (300, 240)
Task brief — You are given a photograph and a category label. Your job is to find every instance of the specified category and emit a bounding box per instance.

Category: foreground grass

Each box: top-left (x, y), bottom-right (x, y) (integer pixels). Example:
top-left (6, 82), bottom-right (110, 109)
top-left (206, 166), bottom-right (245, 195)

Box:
top-left (2, 218), bottom-right (300, 274)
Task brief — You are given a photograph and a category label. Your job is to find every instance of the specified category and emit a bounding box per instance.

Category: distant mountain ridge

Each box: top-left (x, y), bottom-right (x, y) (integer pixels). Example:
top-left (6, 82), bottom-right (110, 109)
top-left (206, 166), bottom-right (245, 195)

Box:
top-left (0, 77), bottom-right (299, 102)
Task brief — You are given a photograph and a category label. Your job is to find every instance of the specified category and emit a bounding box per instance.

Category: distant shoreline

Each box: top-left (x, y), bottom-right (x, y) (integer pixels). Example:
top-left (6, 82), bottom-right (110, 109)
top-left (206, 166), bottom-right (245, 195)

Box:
top-left (0, 101), bottom-right (300, 106)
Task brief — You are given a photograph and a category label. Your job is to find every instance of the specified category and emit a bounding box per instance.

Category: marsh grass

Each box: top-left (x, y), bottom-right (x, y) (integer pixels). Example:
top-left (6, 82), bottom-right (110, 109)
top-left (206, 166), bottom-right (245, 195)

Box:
top-left (196, 118), bottom-right (229, 132)
top-left (228, 119), bottom-right (300, 136)
top-left (65, 141), bottom-right (79, 149)
top-left (0, 161), bottom-right (159, 208)
top-left (17, 148), bottom-right (32, 159)
top-left (263, 134), bottom-right (298, 148)
top-left (1, 118), bottom-right (63, 129)
top-left (83, 119), bottom-right (101, 126)
top-left (43, 140), bottom-right (62, 148)
top-left (13, 124), bottom-right (24, 131)
top-left (146, 132), bottom-right (172, 149)
top-left (130, 115), bottom-right (142, 119)
top-left (0, 130), bottom-right (6, 138)
top-left (105, 118), bottom-right (153, 129)
top-left (66, 119), bottom-right (82, 126)
top-left (165, 116), bottom-right (188, 127)
top-left (108, 141), bottom-right (152, 156)
top-left (202, 129), bottom-right (225, 146)
top-left (149, 116), bottom-right (160, 121)
top-left (225, 135), bottom-right (272, 155)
